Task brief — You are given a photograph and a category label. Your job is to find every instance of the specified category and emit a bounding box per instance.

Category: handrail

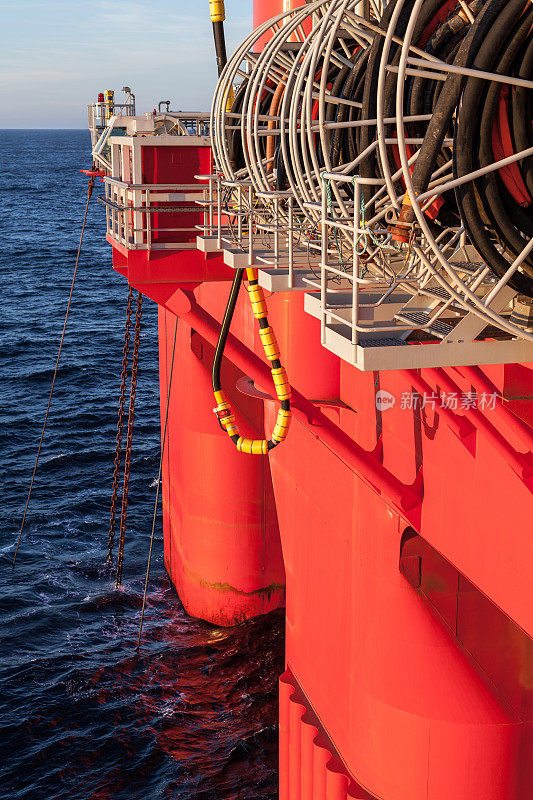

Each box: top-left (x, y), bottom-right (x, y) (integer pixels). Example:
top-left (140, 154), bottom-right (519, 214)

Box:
top-left (103, 177), bottom-right (204, 191)
top-left (104, 178), bottom-right (210, 252)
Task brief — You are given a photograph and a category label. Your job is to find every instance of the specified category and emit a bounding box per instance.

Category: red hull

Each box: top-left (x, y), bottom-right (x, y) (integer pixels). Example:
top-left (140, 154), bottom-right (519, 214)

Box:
top-left (122, 260), bottom-right (532, 798)
top-left (158, 305), bottom-right (285, 625)
top-left (100, 9), bottom-right (533, 787)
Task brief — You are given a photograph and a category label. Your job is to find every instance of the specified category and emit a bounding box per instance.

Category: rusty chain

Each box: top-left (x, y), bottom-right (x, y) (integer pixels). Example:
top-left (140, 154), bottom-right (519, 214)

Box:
top-left (107, 284), bottom-right (134, 564)
top-left (116, 290), bottom-right (143, 588)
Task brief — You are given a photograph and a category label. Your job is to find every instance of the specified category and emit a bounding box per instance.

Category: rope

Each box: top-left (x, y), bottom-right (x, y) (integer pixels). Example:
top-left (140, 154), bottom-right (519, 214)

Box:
top-left (107, 285), bottom-right (134, 564)
top-left (12, 176), bottom-right (95, 567)
top-left (115, 291), bottom-right (143, 588)
top-left (352, 177), bottom-right (370, 279)
top-left (136, 314), bottom-right (178, 651)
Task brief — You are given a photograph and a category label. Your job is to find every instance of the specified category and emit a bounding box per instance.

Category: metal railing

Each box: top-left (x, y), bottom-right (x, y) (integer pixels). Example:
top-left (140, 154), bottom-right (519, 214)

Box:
top-left (154, 113), bottom-right (211, 137)
top-left (102, 177), bottom-right (208, 251)
top-left (199, 0), bottom-right (533, 370)
top-left (195, 174), bottom-right (319, 287)
top-left (193, 168), bottom-right (533, 370)
top-left (88, 102), bottom-right (136, 131)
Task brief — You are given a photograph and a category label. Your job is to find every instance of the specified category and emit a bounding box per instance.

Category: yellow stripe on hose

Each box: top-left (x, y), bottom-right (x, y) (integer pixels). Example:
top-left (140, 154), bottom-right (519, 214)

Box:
top-left (271, 367), bottom-right (291, 401)
top-left (214, 388), bottom-right (240, 436)
top-left (220, 412), bottom-right (236, 429)
top-left (246, 283), bottom-right (268, 319)
top-left (236, 437), bottom-right (268, 455)
top-left (258, 327), bottom-right (280, 361)
top-left (209, 0), bottom-right (225, 21)
top-left (271, 409), bottom-right (292, 442)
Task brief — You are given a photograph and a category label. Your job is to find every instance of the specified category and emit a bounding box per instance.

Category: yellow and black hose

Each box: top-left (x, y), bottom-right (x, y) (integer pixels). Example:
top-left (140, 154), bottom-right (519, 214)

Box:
top-left (212, 268), bottom-right (291, 455)
top-left (210, 0), bottom-right (228, 77)
top-left (208, 0), bottom-right (290, 453)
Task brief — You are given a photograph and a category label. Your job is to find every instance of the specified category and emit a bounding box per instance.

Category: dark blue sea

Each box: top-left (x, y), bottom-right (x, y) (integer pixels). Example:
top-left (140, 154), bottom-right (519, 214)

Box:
top-left (0, 130), bottom-right (283, 800)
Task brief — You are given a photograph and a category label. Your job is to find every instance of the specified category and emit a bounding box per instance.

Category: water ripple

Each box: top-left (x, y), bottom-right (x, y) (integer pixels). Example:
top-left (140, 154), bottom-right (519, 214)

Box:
top-left (0, 130), bottom-right (283, 800)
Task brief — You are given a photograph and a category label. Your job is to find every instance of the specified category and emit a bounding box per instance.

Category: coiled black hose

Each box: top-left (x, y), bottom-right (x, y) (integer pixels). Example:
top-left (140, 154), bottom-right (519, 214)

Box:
top-left (220, 1), bottom-right (532, 299)
top-left (454, 0), bottom-right (533, 295)
top-left (328, 0), bottom-right (533, 296)
top-left (403, 0), bottom-right (508, 206)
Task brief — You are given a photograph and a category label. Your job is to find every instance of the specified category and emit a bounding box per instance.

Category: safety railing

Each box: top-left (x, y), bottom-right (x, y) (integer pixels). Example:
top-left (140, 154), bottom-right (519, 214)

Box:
top-left (313, 172), bottom-right (527, 363)
top-left (157, 113), bottom-right (211, 137)
top-left (88, 102), bottom-right (136, 131)
top-left (202, 0), bottom-right (533, 369)
top-left (195, 174), bottom-right (322, 287)
top-left (318, 172), bottom-right (404, 347)
top-left (101, 177), bottom-right (207, 251)
top-left (194, 167), bottom-right (533, 368)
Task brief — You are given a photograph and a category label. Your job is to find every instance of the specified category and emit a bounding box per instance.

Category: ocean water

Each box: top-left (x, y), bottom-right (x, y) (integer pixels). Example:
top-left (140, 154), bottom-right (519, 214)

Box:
top-left (0, 130), bottom-right (283, 800)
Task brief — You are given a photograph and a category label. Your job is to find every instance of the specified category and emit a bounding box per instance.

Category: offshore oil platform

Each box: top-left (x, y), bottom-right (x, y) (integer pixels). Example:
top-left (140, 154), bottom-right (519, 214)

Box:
top-left (85, 1), bottom-right (532, 797)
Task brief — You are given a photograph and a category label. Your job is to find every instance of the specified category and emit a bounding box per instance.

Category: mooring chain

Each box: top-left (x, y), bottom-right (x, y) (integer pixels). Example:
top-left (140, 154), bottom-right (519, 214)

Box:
top-left (115, 290), bottom-right (143, 588)
top-left (107, 285), bottom-right (134, 564)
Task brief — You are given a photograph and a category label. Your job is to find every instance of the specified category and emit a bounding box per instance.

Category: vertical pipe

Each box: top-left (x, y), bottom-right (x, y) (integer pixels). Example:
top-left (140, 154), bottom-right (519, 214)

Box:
top-left (237, 184), bottom-right (243, 241)
top-left (321, 180), bottom-right (327, 345)
top-left (289, 698), bottom-right (305, 800)
top-left (352, 180), bottom-right (360, 346)
top-left (208, 177), bottom-right (213, 234)
top-left (146, 189), bottom-right (151, 249)
top-left (288, 196), bottom-right (294, 288)
top-left (279, 671), bottom-right (295, 800)
top-left (249, 186), bottom-right (254, 265)
top-left (274, 195), bottom-right (280, 265)
top-left (217, 179), bottom-right (222, 249)
top-left (210, 0), bottom-right (228, 76)
top-left (300, 718), bottom-right (318, 800)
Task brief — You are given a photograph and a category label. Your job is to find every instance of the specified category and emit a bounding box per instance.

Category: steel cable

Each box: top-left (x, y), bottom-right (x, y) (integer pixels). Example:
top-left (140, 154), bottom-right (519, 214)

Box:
top-left (136, 314), bottom-right (178, 651)
top-left (12, 176), bottom-right (95, 567)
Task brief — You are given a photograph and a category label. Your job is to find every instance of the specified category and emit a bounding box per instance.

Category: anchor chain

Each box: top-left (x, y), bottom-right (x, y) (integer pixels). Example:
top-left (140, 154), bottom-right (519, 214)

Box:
top-left (116, 290), bottom-right (143, 588)
top-left (107, 284), bottom-right (134, 564)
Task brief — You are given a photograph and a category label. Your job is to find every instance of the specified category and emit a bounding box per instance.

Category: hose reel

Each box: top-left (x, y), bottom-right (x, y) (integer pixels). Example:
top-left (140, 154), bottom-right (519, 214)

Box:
top-left (210, 0), bottom-right (533, 347)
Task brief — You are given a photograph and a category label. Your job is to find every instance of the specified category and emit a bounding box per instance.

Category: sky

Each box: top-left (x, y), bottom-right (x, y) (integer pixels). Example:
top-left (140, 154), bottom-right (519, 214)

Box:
top-left (0, 0), bottom-right (253, 128)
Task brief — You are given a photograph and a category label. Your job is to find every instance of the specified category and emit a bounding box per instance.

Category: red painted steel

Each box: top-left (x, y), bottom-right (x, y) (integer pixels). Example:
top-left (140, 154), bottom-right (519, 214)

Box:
top-left (141, 144), bottom-right (211, 247)
top-left (127, 257), bottom-right (533, 796)
top-left (158, 306), bottom-right (285, 626)
top-left (427, 367), bottom-right (533, 478)
top-left (253, 0), bottom-right (307, 27)
top-left (270, 433), bottom-right (530, 799)
top-left (110, 239), bottom-right (233, 286)
top-left (458, 364), bottom-right (533, 451)
top-left (253, 0), bottom-right (307, 48)
top-left (106, 124), bottom-right (533, 799)
top-left (166, 289), bottom-right (421, 516)
top-left (279, 669), bottom-right (373, 800)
